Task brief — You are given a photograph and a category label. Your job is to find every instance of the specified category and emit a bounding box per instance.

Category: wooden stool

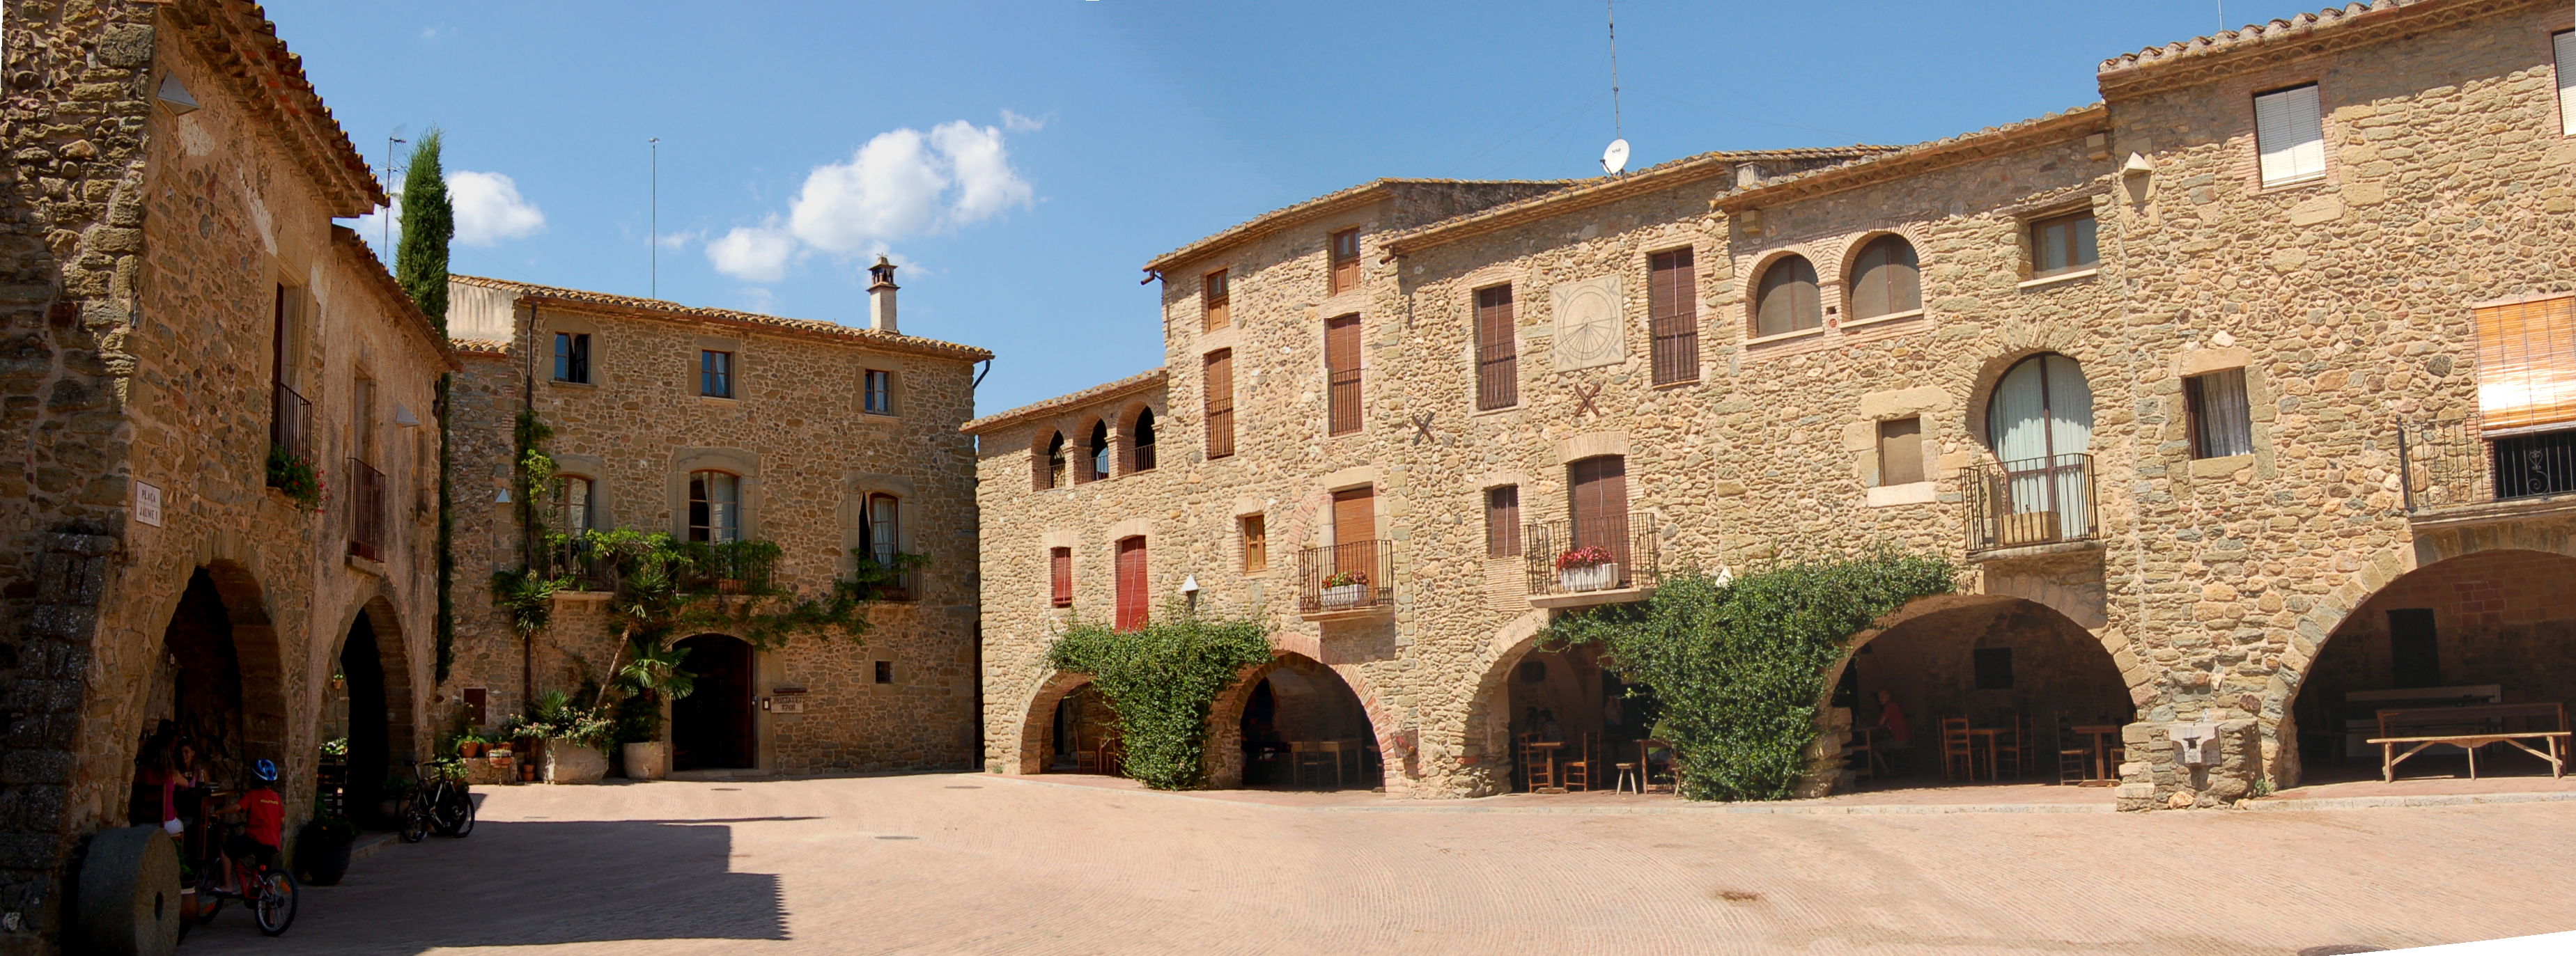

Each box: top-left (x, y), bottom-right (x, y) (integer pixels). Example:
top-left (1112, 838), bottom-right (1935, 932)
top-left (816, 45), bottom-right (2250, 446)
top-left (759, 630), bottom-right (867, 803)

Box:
top-left (1614, 762), bottom-right (1640, 793)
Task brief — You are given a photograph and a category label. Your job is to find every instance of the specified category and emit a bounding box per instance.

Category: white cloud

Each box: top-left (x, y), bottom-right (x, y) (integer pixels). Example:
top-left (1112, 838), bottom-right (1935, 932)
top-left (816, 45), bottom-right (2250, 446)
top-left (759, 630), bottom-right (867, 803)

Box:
top-left (655, 228), bottom-right (704, 251)
top-left (708, 117), bottom-right (1034, 281)
top-left (448, 170), bottom-right (546, 246)
top-left (1000, 109), bottom-right (1047, 133)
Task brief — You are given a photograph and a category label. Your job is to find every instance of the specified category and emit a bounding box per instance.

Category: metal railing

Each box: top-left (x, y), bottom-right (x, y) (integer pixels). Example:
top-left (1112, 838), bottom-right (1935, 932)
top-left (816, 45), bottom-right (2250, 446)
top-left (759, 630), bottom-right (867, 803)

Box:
top-left (855, 553), bottom-right (922, 602)
top-left (270, 382), bottom-right (311, 464)
top-left (1523, 513), bottom-right (1661, 599)
top-left (346, 458), bottom-right (385, 561)
top-left (1964, 454), bottom-right (2096, 551)
top-left (679, 540), bottom-right (778, 593)
top-left (1297, 540), bottom-right (1393, 614)
top-left (2398, 420), bottom-right (2576, 512)
top-left (549, 536), bottom-right (616, 591)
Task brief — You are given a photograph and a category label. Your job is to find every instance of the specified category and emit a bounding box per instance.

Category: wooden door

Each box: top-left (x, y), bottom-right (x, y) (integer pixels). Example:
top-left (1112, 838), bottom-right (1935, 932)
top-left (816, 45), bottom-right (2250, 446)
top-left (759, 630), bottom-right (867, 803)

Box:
top-left (673, 634), bottom-right (755, 770)
top-left (1331, 487), bottom-right (1377, 588)
top-left (1114, 537), bottom-right (1148, 631)
top-left (1569, 456), bottom-right (1630, 581)
top-left (1325, 314), bottom-right (1362, 434)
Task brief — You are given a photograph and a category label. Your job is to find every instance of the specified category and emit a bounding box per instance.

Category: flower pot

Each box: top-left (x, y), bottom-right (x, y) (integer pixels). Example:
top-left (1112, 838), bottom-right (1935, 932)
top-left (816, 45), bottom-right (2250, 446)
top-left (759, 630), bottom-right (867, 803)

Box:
top-left (1320, 583), bottom-right (1367, 608)
top-left (295, 822), bottom-right (355, 886)
top-left (542, 739), bottom-right (607, 785)
top-left (621, 742), bottom-right (668, 781)
top-left (1558, 562), bottom-right (1619, 593)
top-left (459, 742), bottom-right (485, 758)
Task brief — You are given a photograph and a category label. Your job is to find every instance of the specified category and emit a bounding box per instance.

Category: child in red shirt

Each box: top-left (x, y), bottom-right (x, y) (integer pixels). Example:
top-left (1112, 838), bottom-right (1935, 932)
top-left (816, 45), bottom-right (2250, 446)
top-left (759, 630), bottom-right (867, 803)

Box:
top-left (220, 759), bottom-right (286, 875)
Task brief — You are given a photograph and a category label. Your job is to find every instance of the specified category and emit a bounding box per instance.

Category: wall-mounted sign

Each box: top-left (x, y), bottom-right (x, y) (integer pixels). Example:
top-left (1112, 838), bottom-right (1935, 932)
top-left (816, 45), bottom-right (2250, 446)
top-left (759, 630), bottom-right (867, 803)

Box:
top-left (134, 481), bottom-right (164, 527)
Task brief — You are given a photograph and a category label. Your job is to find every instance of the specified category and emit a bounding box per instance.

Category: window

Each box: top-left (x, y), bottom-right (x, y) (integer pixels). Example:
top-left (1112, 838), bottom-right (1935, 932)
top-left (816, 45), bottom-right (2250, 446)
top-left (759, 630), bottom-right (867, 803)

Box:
top-left (1085, 420), bottom-right (1111, 482)
top-left (1202, 269), bottom-right (1230, 332)
top-left (874, 661), bottom-right (894, 684)
top-left (699, 350), bottom-right (734, 398)
top-left (2474, 295), bottom-right (2576, 431)
top-left (1114, 536), bottom-right (1148, 631)
top-left (557, 476), bottom-right (595, 534)
top-left (1328, 228), bottom-right (1360, 294)
top-left (1049, 547), bottom-right (1073, 607)
top-left (1877, 417), bottom-right (1924, 486)
top-left (1753, 256), bottom-right (1821, 337)
top-left (688, 470), bottom-right (740, 542)
top-left (2388, 609), bottom-right (2440, 689)
top-left (1473, 285), bottom-right (1517, 409)
top-left (1972, 648), bottom-right (2014, 690)
top-left (352, 375), bottom-right (378, 464)
top-left (2185, 369), bottom-right (2254, 459)
top-left (1035, 430), bottom-right (1068, 490)
top-left (860, 492), bottom-right (899, 565)
top-left (1848, 235), bottom-right (1921, 321)
top-left (554, 332), bottom-right (591, 384)
top-left (2558, 31), bottom-right (2574, 136)
top-left (864, 369), bottom-right (893, 414)
top-left (1648, 249), bottom-right (1698, 384)
top-left (1484, 485), bottom-right (1521, 558)
top-left (1240, 515), bottom-right (1267, 572)
top-left (1129, 408), bottom-right (1156, 473)
top-left (2029, 212), bottom-right (2098, 278)
top-left (1203, 350), bottom-right (1236, 459)
top-left (1519, 660), bottom-right (1546, 683)
top-left (2253, 83), bottom-right (2327, 187)
top-left (1325, 313), bottom-right (1362, 434)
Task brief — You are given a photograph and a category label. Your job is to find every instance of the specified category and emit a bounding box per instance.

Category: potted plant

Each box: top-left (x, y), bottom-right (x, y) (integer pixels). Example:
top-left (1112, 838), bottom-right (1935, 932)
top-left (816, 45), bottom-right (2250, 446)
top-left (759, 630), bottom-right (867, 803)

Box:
top-left (1319, 570), bottom-right (1370, 608)
top-left (1555, 545), bottom-right (1620, 592)
top-left (613, 638), bottom-right (694, 781)
top-left (454, 732), bottom-right (488, 759)
top-left (295, 813), bottom-right (359, 886)
top-left (525, 691), bottom-right (614, 785)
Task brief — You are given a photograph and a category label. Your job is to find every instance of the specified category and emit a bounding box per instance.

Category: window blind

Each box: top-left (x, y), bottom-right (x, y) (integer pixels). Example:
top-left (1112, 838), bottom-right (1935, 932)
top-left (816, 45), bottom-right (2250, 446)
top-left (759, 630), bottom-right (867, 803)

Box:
top-left (1474, 285), bottom-right (1517, 409)
top-left (2475, 295), bottom-right (2576, 432)
top-left (2254, 84), bottom-right (2326, 186)
top-left (2557, 31), bottom-right (2575, 136)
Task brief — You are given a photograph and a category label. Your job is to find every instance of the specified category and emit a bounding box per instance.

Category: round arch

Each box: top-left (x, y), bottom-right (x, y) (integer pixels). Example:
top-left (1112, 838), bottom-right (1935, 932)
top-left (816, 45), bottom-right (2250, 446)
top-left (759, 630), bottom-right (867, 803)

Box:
top-left (1744, 249), bottom-right (1825, 338)
top-left (1011, 670), bottom-right (1095, 774)
top-left (1205, 651), bottom-right (1397, 791)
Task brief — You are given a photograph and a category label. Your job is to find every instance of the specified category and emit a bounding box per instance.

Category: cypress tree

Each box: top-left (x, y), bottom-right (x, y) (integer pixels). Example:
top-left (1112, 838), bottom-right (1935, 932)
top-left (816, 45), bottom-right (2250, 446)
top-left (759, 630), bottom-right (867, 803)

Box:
top-left (394, 128), bottom-right (451, 331)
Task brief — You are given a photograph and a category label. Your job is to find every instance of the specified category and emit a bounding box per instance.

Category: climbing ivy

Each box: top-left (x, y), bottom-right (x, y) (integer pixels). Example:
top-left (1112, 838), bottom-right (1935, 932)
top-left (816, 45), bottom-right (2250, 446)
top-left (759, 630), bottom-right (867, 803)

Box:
top-left (1541, 552), bottom-right (1957, 801)
top-left (1046, 611), bottom-right (1273, 790)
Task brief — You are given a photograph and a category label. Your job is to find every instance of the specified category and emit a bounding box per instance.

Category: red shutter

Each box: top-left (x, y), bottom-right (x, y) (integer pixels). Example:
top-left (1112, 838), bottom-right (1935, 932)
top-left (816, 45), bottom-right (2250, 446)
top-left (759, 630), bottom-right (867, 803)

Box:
top-left (1050, 547), bottom-right (1072, 608)
top-left (1114, 537), bottom-right (1148, 631)
top-left (1203, 350), bottom-right (1235, 458)
top-left (1326, 314), bottom-right (1362, 434)
top-left (1475, 286), bottom-right (1518, 409)
top-left (1569, 456), bottom-right (1630, 572)
top-left (1650, 249), bottom-right (1698, 384)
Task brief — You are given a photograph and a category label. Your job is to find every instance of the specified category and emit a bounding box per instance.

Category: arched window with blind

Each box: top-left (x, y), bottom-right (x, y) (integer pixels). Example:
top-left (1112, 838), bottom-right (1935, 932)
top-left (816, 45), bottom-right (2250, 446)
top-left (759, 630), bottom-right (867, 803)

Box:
top-left (688, 470), bottom-right (741, 542)
top-left (1980, 353), bottom-right (2095, 546)
top-left (1754, 255), bottom-right (1822, 337)
top-left (1033, 430), bottom-right (1068, 491)
top-left (1085, 420), bottom-right (1112, 482)
top-left (1847, 235), bottom-right (1921, 321)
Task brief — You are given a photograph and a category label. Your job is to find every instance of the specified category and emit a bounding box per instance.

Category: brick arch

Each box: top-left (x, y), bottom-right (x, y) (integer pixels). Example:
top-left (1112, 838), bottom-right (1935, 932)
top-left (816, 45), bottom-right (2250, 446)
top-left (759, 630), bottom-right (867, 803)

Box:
top-left (1112, 399), bottom-right (1162, 475)
top-left (1030, 427), bottom-right (1067, 491)
top-left (320, 589), bottom-right (421, 766)
top-left (1741, 247), bottom-right (1826, 337)
top-left (1010, 671), bottom-right (1094, 774)
top-left (1204, 650), bottom-right (1402, 792)
top-left (1453, 610), bottom-right (1560, 797)
top-left (1072, 414), bottom-right (1111, 484)
top-left (1962, 343), bottom-right (2098, 453)
top-left (190, 560), bottom-right (292, 768)
top-left (1836, 230), bottom-right (1925, 320)
top-left (2258, 528), bottom-right (2576, 786)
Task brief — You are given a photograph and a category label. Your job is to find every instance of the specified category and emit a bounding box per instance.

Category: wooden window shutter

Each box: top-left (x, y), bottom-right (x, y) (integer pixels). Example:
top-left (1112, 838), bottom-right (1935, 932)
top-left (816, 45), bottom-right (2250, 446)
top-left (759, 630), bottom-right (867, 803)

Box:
top-left (1325, 314), bottom-right (1363, 434)
top-left (1755, 256), bottom-right (1821, 337)
top-left (1568, 456), bottom-right (1628, 554)
top-left (2474, 295), bottom-right (2576, 432)
top-left (1330, 229), bottom-right (1360, 294)
top-left (1240, 515), bottom-right (1266, 572)
top-left (1649, 249), bottom-right (1698, 385)
top-left (1114, 537), bottom-right (1148, 630)
top-left (1203, 350), bottom-right (1235, 459)
top-left (1849, 236), bottom-right (1920, 321)
top-left (1333, 487), bottom-right (1374, 546)
top-left (1484, 485), bottom-right (1521, 557)
top-left (1475, 285), bottom-right (1518, 409)
top-left (1202, 269), bottom-right (1230, 332)
top-left (1877, 417), bottom-right (1924, 486)
top-left (1049, 547), bottom-right (1073, 607)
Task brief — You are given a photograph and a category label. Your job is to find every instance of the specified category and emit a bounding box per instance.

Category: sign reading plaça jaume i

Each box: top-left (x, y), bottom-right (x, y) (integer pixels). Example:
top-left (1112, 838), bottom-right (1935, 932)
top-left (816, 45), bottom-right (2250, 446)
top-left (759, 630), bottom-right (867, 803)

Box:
top-left (1550, 275), bottom-right (1625, 372)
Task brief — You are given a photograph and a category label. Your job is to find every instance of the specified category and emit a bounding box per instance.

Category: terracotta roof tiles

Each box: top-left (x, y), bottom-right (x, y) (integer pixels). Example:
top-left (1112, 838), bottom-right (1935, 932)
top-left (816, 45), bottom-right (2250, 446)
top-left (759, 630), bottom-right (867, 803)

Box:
top-left (451, 275), bottom-right (992, 362)
top-left (963, 367), bottom-right (1167, 434)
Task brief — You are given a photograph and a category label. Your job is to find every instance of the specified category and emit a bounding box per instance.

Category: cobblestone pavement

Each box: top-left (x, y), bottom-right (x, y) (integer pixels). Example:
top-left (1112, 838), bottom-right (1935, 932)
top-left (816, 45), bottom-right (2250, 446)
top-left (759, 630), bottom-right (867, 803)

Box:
top-left (183, 773), bottom-right (2576, 955)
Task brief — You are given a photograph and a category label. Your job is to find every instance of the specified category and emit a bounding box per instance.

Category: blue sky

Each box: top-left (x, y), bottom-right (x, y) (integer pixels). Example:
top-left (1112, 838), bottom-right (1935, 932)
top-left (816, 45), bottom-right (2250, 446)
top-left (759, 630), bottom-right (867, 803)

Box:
top-left (274, 0), bottom-right (2324, 415)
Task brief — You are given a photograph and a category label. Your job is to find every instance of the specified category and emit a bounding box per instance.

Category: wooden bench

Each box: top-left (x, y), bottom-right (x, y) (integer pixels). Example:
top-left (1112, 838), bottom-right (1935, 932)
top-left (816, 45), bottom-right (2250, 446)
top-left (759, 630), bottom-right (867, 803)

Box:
top-left (2365, 703), bottom-right (2569, 783)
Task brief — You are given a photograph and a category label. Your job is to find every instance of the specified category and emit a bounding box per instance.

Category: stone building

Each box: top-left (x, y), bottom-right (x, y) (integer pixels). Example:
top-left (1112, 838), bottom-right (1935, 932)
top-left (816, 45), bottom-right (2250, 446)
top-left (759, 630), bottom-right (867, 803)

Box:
top-left (975, 0), bottom-right (2576, 809)
top-left (441, 265), bottom-right (989, 776)
top-left (0, 1), bottom-right (453, 950)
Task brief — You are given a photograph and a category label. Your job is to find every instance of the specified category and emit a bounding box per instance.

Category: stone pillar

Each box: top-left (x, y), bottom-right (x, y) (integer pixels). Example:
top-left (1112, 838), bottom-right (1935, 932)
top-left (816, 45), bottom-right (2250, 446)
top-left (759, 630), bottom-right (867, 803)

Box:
top-left (2116, 718), bottom-right (2261, 810)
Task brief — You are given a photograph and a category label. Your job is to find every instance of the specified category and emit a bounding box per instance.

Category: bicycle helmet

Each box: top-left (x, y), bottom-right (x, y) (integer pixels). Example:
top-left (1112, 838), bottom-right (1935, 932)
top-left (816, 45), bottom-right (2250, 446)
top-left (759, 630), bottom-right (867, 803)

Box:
top-left (252, 758), bottom-right (279, 783)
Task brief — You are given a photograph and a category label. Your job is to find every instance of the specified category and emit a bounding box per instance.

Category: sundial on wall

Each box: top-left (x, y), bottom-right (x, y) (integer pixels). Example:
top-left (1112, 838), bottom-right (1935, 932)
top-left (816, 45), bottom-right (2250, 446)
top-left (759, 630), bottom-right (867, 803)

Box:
top-left (1551, 275), bottom-right (1625, 372)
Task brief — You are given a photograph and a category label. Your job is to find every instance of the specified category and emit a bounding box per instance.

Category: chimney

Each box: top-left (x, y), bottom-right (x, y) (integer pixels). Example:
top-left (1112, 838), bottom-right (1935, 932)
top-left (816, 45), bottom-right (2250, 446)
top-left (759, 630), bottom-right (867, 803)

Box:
top-left (867, 256), bottom-right (899, 334)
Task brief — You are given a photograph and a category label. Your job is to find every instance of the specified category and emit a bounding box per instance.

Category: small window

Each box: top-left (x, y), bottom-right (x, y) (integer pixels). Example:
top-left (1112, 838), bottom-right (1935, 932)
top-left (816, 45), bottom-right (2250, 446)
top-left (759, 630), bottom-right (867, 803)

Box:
top-left (2029, 212), bottom-right (2098, 278)
top-left (1848, 235), bottom-right (1921, 320)
top-left (1239, 515), bottom-right (1266, 572)
top-left (874, 661), bottom-right (894, 684)
top-left (1129, 408), bottom-right (1156, 473)
top-left (1325, 313), bottom-right (1362, 435)
top-left (688, 470), bottom-right (740, 542)
top-left (1753, 255), bottom-right (1821, 337)
top-left (860, 492), bottom-right (900, 565)
top-left (1877, 417), bottom-right (1924, 487)
top-left (1035, 431), bottom-right (1069, 490)
top-left (1049, 547), bottom-right (1073, 607)
top-left (557, 475), bottom-right (595, 534)
top-left (1085, 421), bottom-right (1111, 482)
top-left (1484, 485), bottom-right (1521, 558)
top-left (2185, 369), bottom-right (2254, 459)
top-left (2555, 31), bottom-right (2574, 136)
top-left (2388, 609), bottom-right (2440, 689)
top-left (1204, 350), bottom-right (1236, 460)
top-left (554, 332), bottom-right (591, 384)
top-left (1648, 248), bottom-right (1698, 384)
top-left (1473, 285), bottom-right (1516, 410)
top-left (1202, 269), bottom-right (1230, 332)
top-left (700, 350), bottom-right (734, 398)
top-left (863, 369), bottom-right (894, 415)
top-left (1518, 660), bottom-right (1546, 683)
top-left (2253, 83), bottom-right (2327, 187)
top-left (1328, 228), bottom-right (1360, 294)
top-left (1972, 648), bottom-right (2014, 690)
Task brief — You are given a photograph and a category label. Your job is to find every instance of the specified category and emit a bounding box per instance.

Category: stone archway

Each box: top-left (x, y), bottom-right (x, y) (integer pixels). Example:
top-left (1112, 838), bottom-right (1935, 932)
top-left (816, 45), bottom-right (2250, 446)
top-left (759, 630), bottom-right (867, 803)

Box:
top-left (324, 594), bottom-right (417, 826)
top-left (1206, 652), bottom-right (1390, 791)
top-left (1008, 671), bottom-right (1105, 774)
top-left (1453, 611), bottom-right (1566, 797)
top-left (138, 565), bottom-right (290, 791)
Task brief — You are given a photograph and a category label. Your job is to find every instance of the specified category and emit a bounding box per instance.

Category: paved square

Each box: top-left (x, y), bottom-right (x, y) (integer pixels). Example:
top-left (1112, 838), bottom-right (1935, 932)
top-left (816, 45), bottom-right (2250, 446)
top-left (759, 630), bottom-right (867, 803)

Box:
top-left (183, 774), bottom-right (2576, 955)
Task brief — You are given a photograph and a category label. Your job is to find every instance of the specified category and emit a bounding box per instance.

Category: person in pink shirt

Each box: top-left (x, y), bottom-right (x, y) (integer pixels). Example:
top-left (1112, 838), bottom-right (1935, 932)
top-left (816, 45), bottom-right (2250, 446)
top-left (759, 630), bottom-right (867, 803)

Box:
top-left (1874, 689), bottom-right (1914, 774)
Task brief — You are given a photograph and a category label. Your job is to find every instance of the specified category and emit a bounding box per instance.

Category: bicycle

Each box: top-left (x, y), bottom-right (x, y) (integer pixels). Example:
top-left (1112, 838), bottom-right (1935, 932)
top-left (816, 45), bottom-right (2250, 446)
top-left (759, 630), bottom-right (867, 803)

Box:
top-left (185, 813), bottom-right (298, 937)
top-left (400, 760), bottom-right (475, 843)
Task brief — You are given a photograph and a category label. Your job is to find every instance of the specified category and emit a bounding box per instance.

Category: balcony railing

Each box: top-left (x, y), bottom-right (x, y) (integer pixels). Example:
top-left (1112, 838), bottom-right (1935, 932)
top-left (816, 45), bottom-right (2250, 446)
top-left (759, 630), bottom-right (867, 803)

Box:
top-left (2398, 420), bottom-right (2576, 512)
top-left (1297, 540), bottom-right (1393, 616)
top-left (270, 382), bottom-right (312, 464)
top-left (1524, 513), bottom-right (1661, 600)
top-left (855, 551), bottom-right (923, 602)
top-left (678, 540), bottom-right (779, 593)
top-left (549, 536), bottom-right (616, 592)
top-left (1964, 454), bottom-right (2096, 552)
top-left (346, 458), bottom-right (386, 562)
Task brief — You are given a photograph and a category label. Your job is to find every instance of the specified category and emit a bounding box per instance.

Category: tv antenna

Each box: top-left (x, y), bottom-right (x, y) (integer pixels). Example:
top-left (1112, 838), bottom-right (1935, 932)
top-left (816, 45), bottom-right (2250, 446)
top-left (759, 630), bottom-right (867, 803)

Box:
top-left (650, 137), bottom-right (660, 298)
top-left (1600, 0), bottom-right (1629, 175)
top-left (382, 125), bottom-right (408, 253)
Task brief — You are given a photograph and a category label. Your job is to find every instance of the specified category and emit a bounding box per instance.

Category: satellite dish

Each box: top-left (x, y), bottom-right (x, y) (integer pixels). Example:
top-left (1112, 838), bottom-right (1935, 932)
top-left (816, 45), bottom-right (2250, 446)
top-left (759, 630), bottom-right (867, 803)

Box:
top-left (1601, 139), bottom-right (1631, 175)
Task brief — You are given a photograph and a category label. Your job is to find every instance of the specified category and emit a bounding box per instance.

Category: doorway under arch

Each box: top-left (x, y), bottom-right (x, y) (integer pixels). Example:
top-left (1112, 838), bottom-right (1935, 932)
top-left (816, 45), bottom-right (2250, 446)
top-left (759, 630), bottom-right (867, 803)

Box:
top-left (672, 634), bottom-right (757, 771)
top-left (1230, 654), bottom-right (1380, 790)
top-left (132, 567), bottom-right (290, 831)
top-left (338, 611), bottom-right (394, 824)
top-left (1831, 596), bottom-right (2132, 793)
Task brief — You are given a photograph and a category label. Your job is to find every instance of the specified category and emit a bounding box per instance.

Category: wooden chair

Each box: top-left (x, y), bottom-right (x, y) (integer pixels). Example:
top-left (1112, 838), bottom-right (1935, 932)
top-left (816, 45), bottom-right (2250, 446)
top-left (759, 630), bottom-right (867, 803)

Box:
top-left (1640, 739), bottom-right (1676, 794)
top-left (1290, 742), bottom-right (1337, 788)
top-left (1941, 716), bottom-right (1976, 781)
top-left (1517, 734), bottom-right (1555, 791)
top-left (1999, 712), bottom-right (2035, 778)
top-left (1560, 733), bottom-right (1597, 792)
top-left (1073, 747), bottom-right (1101, 774)
top-left (2054, 713), bottom-right (2094, 785)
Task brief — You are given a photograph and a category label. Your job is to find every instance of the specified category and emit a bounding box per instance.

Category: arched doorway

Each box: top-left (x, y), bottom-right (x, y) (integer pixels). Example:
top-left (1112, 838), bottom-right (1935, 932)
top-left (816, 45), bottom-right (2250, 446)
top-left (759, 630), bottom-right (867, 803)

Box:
top-left (1045, 684), bottom-right (1119, 773)
top-left (1232, 655), bottom-right (1379, 790)
top-left (2282, 549), bottom-right (2576, 790)
top-left (1491, 642), bottom-right (1660, 792)
top-left (1983, 353), bottom-right (2095, 544)
top-left (1833, 597), bottom-right (2130, 792)
top-left (336, 611), bottom-right (393, 825)
top-left (672, 634), bottom-right (756, 771)
top-left (132, 572), bottom-right (248, 833)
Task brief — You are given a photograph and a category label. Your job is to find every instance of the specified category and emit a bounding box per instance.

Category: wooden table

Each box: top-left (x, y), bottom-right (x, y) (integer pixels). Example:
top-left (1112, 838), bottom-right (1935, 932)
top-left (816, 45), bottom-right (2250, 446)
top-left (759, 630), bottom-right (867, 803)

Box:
top-left (2368, 703), bottom-right (2569, 783)
top-left (2070, 724), bottom-right (2121, 785)
top-left (1525, 741), bottom-right (1564, 792)
top-left (1289, 739), bottom-right (1362, 787)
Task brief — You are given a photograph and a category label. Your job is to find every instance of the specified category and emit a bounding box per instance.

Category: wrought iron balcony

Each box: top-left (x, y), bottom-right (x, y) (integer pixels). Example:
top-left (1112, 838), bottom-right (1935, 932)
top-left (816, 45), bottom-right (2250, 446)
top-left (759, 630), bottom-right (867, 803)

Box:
top-left (1964, 454), bottom-right (2097, 552)
top-left (1523, 513), bottom-right (1660, 606)
top-left (1297, 539), bottom-right (1393, 617)
top-left (270, 382), bottom-right (312, 465)
top-left (2398, 420), bottom-right (2576, 517)
top-left (855, 551), bottom-right (923, 602)
top-left (346, 458), bottom-right (386, 562)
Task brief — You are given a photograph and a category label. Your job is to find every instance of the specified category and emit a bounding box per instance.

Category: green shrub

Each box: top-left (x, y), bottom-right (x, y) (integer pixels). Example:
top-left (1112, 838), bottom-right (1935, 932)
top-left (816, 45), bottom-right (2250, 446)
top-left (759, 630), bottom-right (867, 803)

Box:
top-left (1542, 552), bottom-right (1957, 801)
top-left (266, 446), bottom-right (323, 512)
top-left (1046, 611), bottom-right (1273, 790)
